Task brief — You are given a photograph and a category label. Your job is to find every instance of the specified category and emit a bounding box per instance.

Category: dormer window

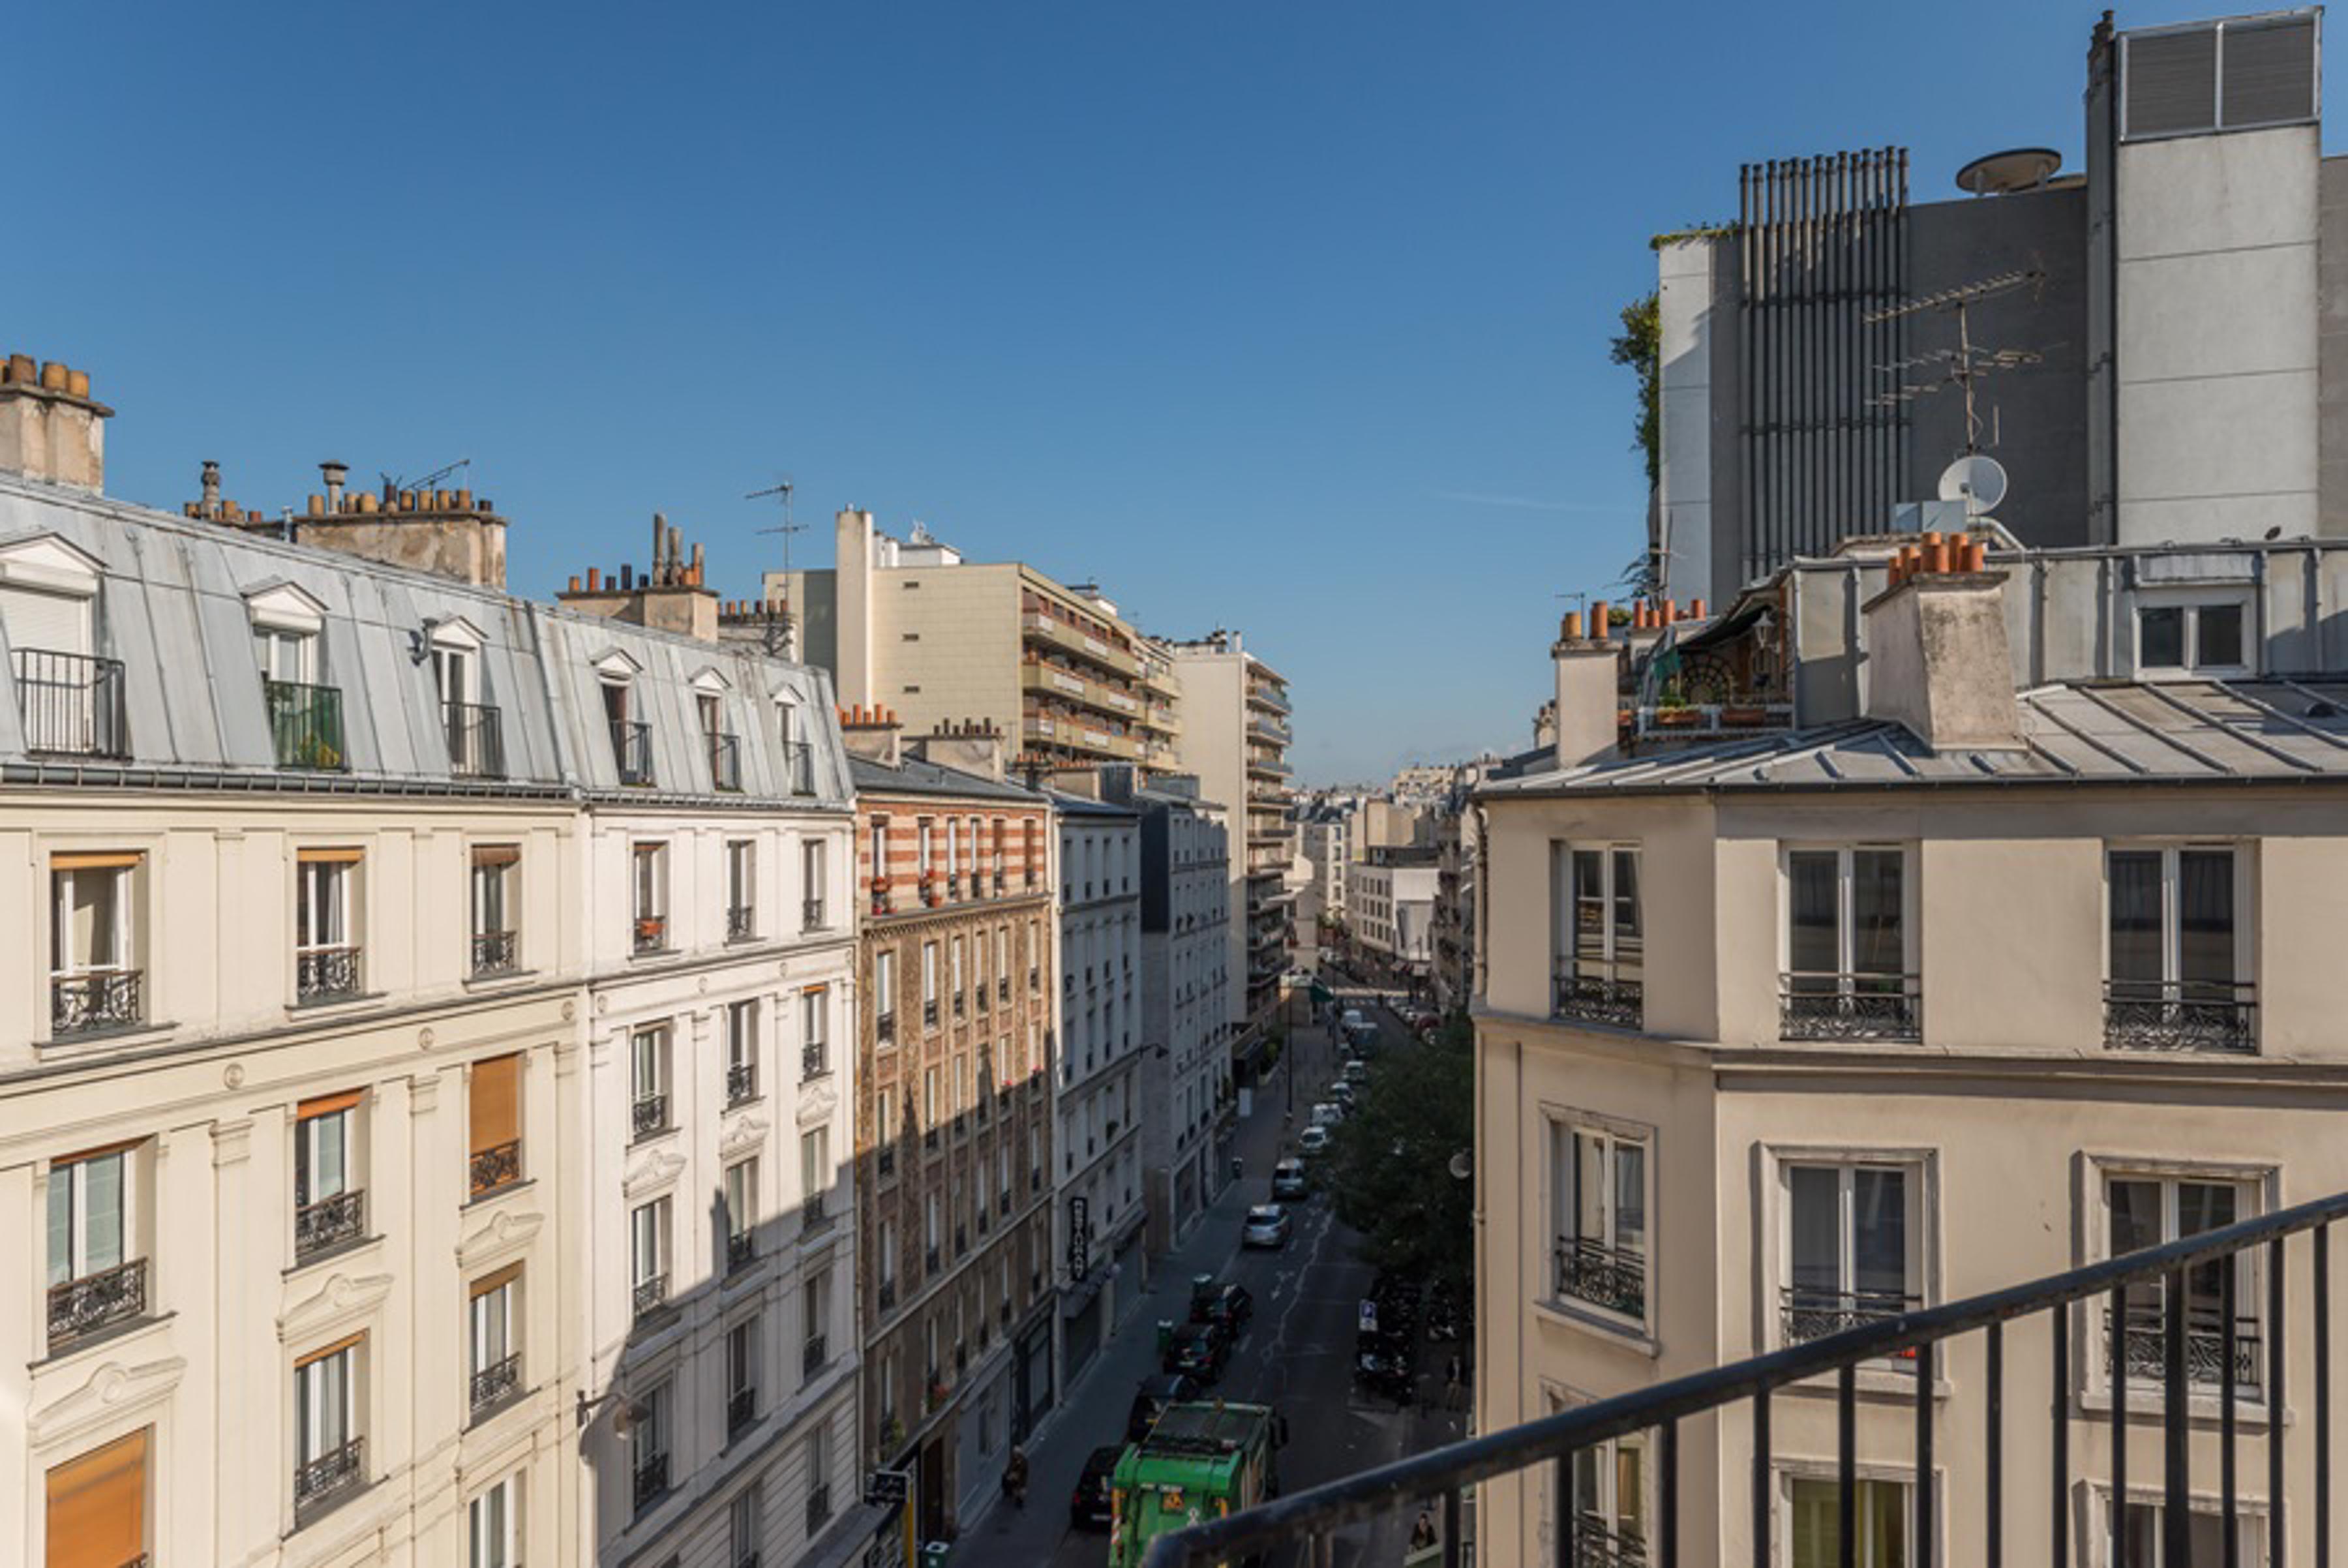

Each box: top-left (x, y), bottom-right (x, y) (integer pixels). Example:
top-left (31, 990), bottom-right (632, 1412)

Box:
top-left (247, 584), bottom-right (342, 771)
top-left (2135, 591), bottom-right (2252, 679)
top-left (595, 651), bottom-right (650, 786)
top-left (693, 671), bottom-right (740, 792)
top-left (429, 619), bottom-right (503, 779)
top-left (0, 534), bottom-right (118, 758)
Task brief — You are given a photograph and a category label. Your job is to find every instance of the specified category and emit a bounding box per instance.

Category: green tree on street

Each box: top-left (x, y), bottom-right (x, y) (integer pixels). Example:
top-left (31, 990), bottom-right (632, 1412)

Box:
top-left (1319, 1013), bottom-right (1473, 1304)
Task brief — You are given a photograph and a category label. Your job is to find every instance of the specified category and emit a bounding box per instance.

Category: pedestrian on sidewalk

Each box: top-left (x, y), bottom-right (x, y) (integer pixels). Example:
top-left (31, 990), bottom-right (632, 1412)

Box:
top-left (1002, 1445), bottom-right (1029, 1510)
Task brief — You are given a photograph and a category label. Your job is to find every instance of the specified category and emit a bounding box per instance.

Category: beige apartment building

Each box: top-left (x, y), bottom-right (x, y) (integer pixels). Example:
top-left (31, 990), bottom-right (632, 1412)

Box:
top-left (1474, 539), bottom-right (2348, 1568)
top-left (768, 510), bottom-right (1183, 774)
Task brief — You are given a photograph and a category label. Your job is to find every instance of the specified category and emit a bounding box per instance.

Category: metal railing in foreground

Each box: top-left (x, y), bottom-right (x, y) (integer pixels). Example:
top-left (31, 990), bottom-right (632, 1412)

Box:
top-left (1139, 1187), bottom-right (2348, 1568)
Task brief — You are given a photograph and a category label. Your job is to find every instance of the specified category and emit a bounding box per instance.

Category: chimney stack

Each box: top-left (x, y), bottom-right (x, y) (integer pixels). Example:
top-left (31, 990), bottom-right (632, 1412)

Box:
top-left (1550, 610), bottom-right (1623, 772)
top-left (907, 717), bottom-right (1008, 783)
top-left (200, 460), bottom-right (222, 513)
top-left (0, 354), bottom-right (111, 491)
top-left (839, 702), bottom-right (903, 766)
top-left (1861, 560), bottom-right (2023, 752)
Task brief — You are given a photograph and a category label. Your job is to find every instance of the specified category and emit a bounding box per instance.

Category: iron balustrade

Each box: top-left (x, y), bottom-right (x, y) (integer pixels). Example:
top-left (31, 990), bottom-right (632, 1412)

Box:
top-left (1138, 1186), bottom-right (2348, 1568)
top-left (633, 1274), bottom-right (669, 1318)
top-left (610, 718), bottom-right (654, 785)
top-left (297, 945), bottom-right (363, 1002)
top-left (295, 1190), bottom-right (367, 1259)
top-left (265, 678), bottom-right (347, 770)
top-left (470, 1351), bottom-right (521, 1414)
top-left (1781, 1284), bottom-right (1922, 1348)
top-left (13, 649), bottom-right (127, 756)
top-left (802, 1044), bottom-right (829, 1081)
top-left (51, 969), bottom-right (143, 1038)
top-left (1571, 1513), bottom-right (1651, 1568)
top-left (631, 1093), bottom-right (669, 1140)
top-left (877, 1012), bottom-right (897, 1044)
top-left (633, 914), bottom-right (667, 954)
top-left (471, 929), bottom-right (518, 976)
top-left (804, 1333), bottom-right (828, 1375)
top-left (633, 1451), bottom-right (669, 1513)
top-left (726, 904), bottom-right (756, 941)
top-left (878, 1145), bottom-right (896, 1177)
top-left (805, 1485), bottom-right (832, 1536)
top-left (443, 700), bottom-right (505, 778)
top-left (781, 739), bottom-right (815, 796)
top-left (871, 882), bottom-right (895, 917)
top-left (727, 1063), bottom-right (757, 1105)
top-left (804, 896), bottom-right (826, 930)
top-left (1779, 970), bottom-right (1922, 1042)
top-left (470, 1139), bottom-right (521, 1197)
top-left (709, 731), bottom-right (742, 792)
top-left (1554, 1236), bottom-right (1648, 1318)
top-left (924, 999), bottom-right (939, 1028)
top-left (926, 1245), bottom-right (941, 1276)
top-left (47, 1257), bottom-right (147, 1346)
top-left (998, 976), bottom-right (1011, 1004)
top-left (2105, 978), bottom-right (2259, 1054)
top-left (728, 1385), bottom-right (757, 1440)
top-left (1552, 970), bottom-right (1644, 1031)
top-left (2107, 1301), bottom-right (2263, 1389)
top-left (879, 1278), bottom-right (897, 1311)
top-left (727, 1230), bottom-right (756, 1272)
top-left (294, 1437), bottom-right (365, 1515)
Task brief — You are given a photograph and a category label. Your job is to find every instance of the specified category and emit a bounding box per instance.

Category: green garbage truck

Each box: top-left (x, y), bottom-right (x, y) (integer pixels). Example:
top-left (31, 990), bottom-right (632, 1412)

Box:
top-left (1107, 1401), bottom-right (1284, 1568)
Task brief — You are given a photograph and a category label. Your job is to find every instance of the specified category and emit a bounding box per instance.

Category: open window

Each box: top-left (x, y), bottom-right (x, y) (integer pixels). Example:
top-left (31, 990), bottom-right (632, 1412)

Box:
top-left (248, 584), bottom-right (341, 770)
top-left (0, 534), bottom-right (118, 758)
top-left (430, 619), bottom-right (502, 778)
top-left (594, 650), bottom-right (649, 785)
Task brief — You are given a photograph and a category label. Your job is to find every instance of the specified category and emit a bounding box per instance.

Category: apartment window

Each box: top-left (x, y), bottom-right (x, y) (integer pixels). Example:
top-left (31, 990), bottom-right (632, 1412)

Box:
top-left (631, 1198), bottom-right (670, 1317)
top-left (468, 1265), bottom-right (522, 1417)
top-left (805, 1423), bottom-right (833, 1533)
top-left (294, 1334), bottom-right (365, 1517)
top-left (1029, 918), bottom-right (1042, 989)
top-left (726, 1001), bottom-right (759, 1106)
top-left (995, 927), bottom-right (1008, 1002)
top-left (1569, 1436), bottom-right (1648, 1567)
top-left (254, 622), bottom-right (317, 683)
top-left (875, 948), bottom-right (897, 1043)
top-left (727, 1316), bottom-right (760, 1440)
top-left (700, 689), bottom-right (742, 791)
top-left (923, 1067), bottom-right (941, 1151)
top-left (631, 1027), bottom-right (671, 1141)
top-left (918, 820), bottom-right (935, 884)
top-left (294, 1090), bottom-right (367, 1261)
top-left (922, 942), bottom-right (939, 1027)
top-left (724, 1158), bottom-right (759, 1272)
top-left (802, 986), bottom-right (830, 1080)
top-left (46, 1428), bottom-right (150, 1568)
top-left (1550, 1119), bottom-right (1647, 1322)
top-left (1782, 847), bottom-right (1916, 1041)
top-left (803, 1265), bottom-right (832, 1376)
top-left (876, 1085), bottom-right (897, 1177)
top-left (1025, 821), bottom-right (1040, 886)
top-left (802, 1125), bottom-right (832, 1228)
top-left (46, 1141), bottom-right (145, 1348)
top-left (48, 851), bottom-right (143, 1038)
top-left (803, 837), bottom-right (828, 929)
top-left (879, 1215), bottom-right (899, 1306)
top-left (295, 848), bottom-right (363, 1001)
top-left (1786, 1475), bottom-right (1910, 1568)
top-left (725, 839), bottom-right (756, 941)
top-left (606, 676), bottom-right (652, 785)
top-left (468, 1053), bottom-right (522, 1198)
top-left (631, 1381), bottom-right (671, 1515)
top-left (2105, 1171), bottom-right (2261, 1393)
top-left (1550, 845), bottom-right (1642, 1027)
top-left (946, 818), bottom-right (960, 894)
top-left (926, 1192), bottom-right (941, 1273)
top-left (952, 937), bottom-right (966, 1018)
top-left (1783, 1161), bottom-right (1921, 1349)
top-left (470, 846), bottom-right (519, 976)
top-left (468, 1473), bottom-right (521, 1568)
top-left (2113, 1496), bottom-right (2265, 1567)
top-left (2105, 845), bottom-right (2253, 1052)
top-left (2137, 596), bottom-right (2250, 677)
top-left (631, 843), bottom-right (669, 953)
top-left (729, 1483), bottom-right (762, 1568)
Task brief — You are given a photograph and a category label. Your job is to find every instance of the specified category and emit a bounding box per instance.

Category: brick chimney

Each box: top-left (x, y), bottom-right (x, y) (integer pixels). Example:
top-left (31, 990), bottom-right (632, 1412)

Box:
top-left (1550, 603), bottom-right (1623, 772)
top-left (839, 702), bottom-right (903, 766)
top-left (907, 718), bottom-right (1007, 783)
top-left (287, 464), bottom-right (509, 587)
top-left (0, 354), bottom-right (110, 491)
top-left (556, 513), bottom-right (720, 641)
top-left (1861, 534), bottom-right (2023, 751)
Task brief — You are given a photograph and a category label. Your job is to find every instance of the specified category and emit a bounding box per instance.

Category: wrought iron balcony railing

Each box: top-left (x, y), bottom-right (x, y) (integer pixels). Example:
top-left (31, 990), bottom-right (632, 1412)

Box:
top-left (294, 1436), bottom-right (365, 1516)
top-left (1552, 969), bottom-right (1644, 1031)
top-left (470, 1138), bottom-right (521, 1197)
top-left (708, 731), bottom-right (742, 792)
top-left (1554, 1235), bottom-right (1646, 1318)
top-left (723, 903), bottom-right (756, 942)
top-left (2107, 1301), bottom-right (2263, 1389)
top-left (443, 699), bottom-right (505, 778)
top-left (727, 1230), bottom-right (756, 1273)
top-left (1778, 971), bottom-right (1921, 1042)
top-left (1140, 1186), bottom-right (2348, 1568)
top-left (265, 678), bottom-right (346, 770)
top-left (14, 648), bottom-right (127, 756)
top-left (804, 1333), bottom-right (828, 1375)
top-left (631, 1093), bottom-right (669, 1140)
top-left (727, 1063), bottom-right (757, 1106)
top-left (470, 928), bottom-right (518, 977)
top-left (781, 738), bottom-right (815, 796)
top-left (632, 913), bottom-right (667, 954)
top-left (877, 1145), bottom-right (896, 1178)
top-left (47, 1256), bottom-right (147, 1346)
top-left (470, 1351), bottom-right (522, 1415)
top-left (879, 1278), bottom-right (897, 1312)
top-left (296, 945), bottom-right (363, 1003)
top-left (803, 1044), bottom-right (829, 1081)
top-left (633, 1274), bottom-right (669, 1318)
top-left (2105, 978), bottom-right (2258, 1054)
top-left (1781, 1283), bottom-right (1922, 1349)
top-left (804, 896), bottom-right (826, 930)
top-left (295, 1189), bottom-right (367, 1259)
top-left (610, 718), bottom-right (654, 785)
top-left (51, 969), bottom-right (143, 1038)
top-left (924, 999), bottom-right (939, 1028)
top-left (806, 1485), bottom-right (833, 1537)
top-left (877, 1012), bottom-right (897, 1044)
top-left (729, 1385), bottom-right (758, 1440)
top-left (633, 1451), bottom-right (669, 1514)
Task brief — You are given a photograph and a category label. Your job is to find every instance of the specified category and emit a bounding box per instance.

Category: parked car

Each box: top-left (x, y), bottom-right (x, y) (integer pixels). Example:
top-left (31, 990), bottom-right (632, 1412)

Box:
top-left (1340, 1008), bottom-right (1367, 1034)
top-left (1299, 1125), bottom-right (1331, 1156)
top-left (1311, 1101), bottom-right (1346, 1127)
top-left (1242, 1205), bottom-right (1292, 1249)
top-left (1190, 1278), bottom-right (1255, 1330)
top-left (1326, 1081), bottom-right (1356, 1107)
top-left (1164, 1320), bottom-right (1231, 1381)
top-left (1271, 1157), bottom-right (1310, 1200)
top-left (1343, 1059), bottom-right (1370, 1085)
top-left (1126, 1374), bottom-right (1200, 1442)
top-left (1071, 1443), bottom-right (1125, 1528)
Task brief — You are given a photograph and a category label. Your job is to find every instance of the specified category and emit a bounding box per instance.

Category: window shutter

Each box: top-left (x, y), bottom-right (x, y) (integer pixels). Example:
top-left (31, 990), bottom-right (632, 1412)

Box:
top-left (297, 847), bottom-right (365, 866)
top-left (471, 845), bottom-right (521, 869)
top-left (297, 1089), bottom-right (364, 1120)
top-left (0, 584), bottom-right (91, 658)
top-left (51, 851), bottom-right (141, 871)
top-left (45, 1426), bottom-right (147, 1568)
top-left (470, 1055), bottom-right (520, 1156)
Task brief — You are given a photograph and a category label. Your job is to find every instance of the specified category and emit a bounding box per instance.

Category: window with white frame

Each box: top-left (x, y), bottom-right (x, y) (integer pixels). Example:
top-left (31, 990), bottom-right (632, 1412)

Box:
top-left (470, 845), bottom-right (518, 976)
top-left (802, 986), bottom-right (829, 1079)
top-left (1782, 1159), bottom-right (1923, 1349)
top-left (2111, 1492), bottom-right (2266, 1567)
top-left (46, 1141), bottom-right (143, 1346)
top-left (1550, 844), bottom-right (1641, 1025)
top-left (468, 1471), bottom-right (521, 1568)
top-left (725, 1000), bottom-right (759, 1104)
top-left (803, 837), bottom-right (828, 929)
top-left (293, 1334), bottom-right (364, 1512)
top-left (804, 1265), bottom-right (832, 1372)
top-left (2136, 594), bottom-right (2250, 678)
top-left (630, 1380), bottom-right (670, 1511)
top-left (2104, 1169), bottom-right (2262, 1394)
top-left (918, 819), bottom-right (934, 880)
top-left (727, 1315), bottom-right (759, 1437)
top-left (1549, 1118), bottom-right (1648, 1321)
top-left (725, 839), bottom-right (756, 938)
top-left (806, 1421), bottom-right (832, 1526)
top-left (294, 1091), bottom-right (365, 1261)
top-left (923, 1066), bottom-right (940, 1150)
top-left (631, 1197), bottom-right (669, 1314)
top-left (1783, 846), bottom-right (1914, 1040)
top-left (2105, 845), bottom-right (2252, 1052)
top-left (49, 851), bottom-right (142, 1036)
top-left (630, 1026), bottom-right (670, 1140)
top-left (295, 848), bottom-right (362, 1001)
top-left (1571, 1434), bottom-right (1649, 1563)
top-left (1786, 1473), bottom-right (1910, 1568)
top-left (631, 843), bottom-right (669, 952)
top-left (802, 1125), bottom-right (832, 1225)
top-left (922, 942), bottom-right (939, 1025)
top-left (469, 1266), bottom-right (520, 1417)
top-left (952, 937), bottom-right (966, 1017)
top-left (875, 948), bottom-right (897, 1040)
top-left (254, 622), bottom-right (318, 684)
top-left (729, 1482), bottom-right (761, 1568)
top-left (724, 1158), bottom-right (758, 1269)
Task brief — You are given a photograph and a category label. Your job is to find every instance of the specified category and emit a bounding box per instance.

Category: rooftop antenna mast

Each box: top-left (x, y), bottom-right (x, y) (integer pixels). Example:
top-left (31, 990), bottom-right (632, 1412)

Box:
top-left (747, 478), bottom-right (804, 572)
top-left (1869, 267), bottom-right (2046, 522)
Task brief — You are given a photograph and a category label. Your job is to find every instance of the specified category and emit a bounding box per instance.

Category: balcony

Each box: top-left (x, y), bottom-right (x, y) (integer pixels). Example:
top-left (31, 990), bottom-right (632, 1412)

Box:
top-left (1631, 698), bottom-right (1794, 741)
top-left (47, 1256), bottom-right (147, 1347)
top-left (727, 1063), bottom-right (757, 1106)
top-left (50, 968), bottom-right (143, 1039)
top-left (1778, 971), bottom-right (1921, 1043)
top-left (2107, 1301), bottom-right (2261, 1389)
top-left (727, 1385), bottom-right (758, 1441)
top-left (13, 648), bottom-right (127, 757)
top-left (708, 731), bottom-right (743, 792)
top-left (470, 1138), bottom-right (521, 1198)
top-left (726, 904), bottom-right (756, 942)
top-left (727, 1230), bottom-right (756, 1273)
top-left (633, 1451), bottom-right (670, 1515)
top-left (294, 1189), bottom-right (367, 1260)
top-left (877, 1012), bottom-right (897, 1045)
top-left (631, 1093), bottom-right (670, 1141)
top-left (1780, 1283), bottom-right (1922, 1348)
top-left (610, 717), bottom-right (653, 786)
top-left (1244, 681), bottom-right (1289, 716)
top-left (294, 1436), bottom-right (366, 1518)
top-left (471, 928), bottom-right (518, 978)
top-left (1553, 1236), bottom-right (1646, 1318)
top-left (802, 1044), bottom-right (830, 1081)
top-left (443, 699), bottom-right (506, 779)
top-left (470, 1351), bottom-right (522, 1417)
top-left (1246, 713), bottom-right (1289, 746)
top-left (1552, 970), bottom-right (1643, 1032)
top-left (804, 896), bottom-right (827, 931)
top-left (803, 1333), bottom-right (829, 1376)
top-left (2104, 978), bottom-right (2257, 1054)
top-left (632, 914), bottom-right (667, 954)
top-left (781, 739), bottom-right (815, 796)
top-left (265, 678), bottom-right (348, 770)
top-left (806, 1485), bottom-right (833, 1536)
top-left (924, 999), bottom-right (939, 1028)
top-left (871, 881), bottom-right (894, 917)
top-left (633, 1274), bottom-right (670, 1318)
top-left (296, 945), bottom-right (363, 1003)
top-left (1021, 611), bottom-right (1138, 677)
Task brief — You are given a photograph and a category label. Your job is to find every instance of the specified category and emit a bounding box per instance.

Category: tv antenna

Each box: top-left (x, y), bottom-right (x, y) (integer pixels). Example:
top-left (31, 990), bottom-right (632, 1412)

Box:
top-left (746, 479), bottom-right (804, 573)
top-left (380, 456), bottom-right (471, 501)
top-left (1868, 268), bottom-right (2047, 463)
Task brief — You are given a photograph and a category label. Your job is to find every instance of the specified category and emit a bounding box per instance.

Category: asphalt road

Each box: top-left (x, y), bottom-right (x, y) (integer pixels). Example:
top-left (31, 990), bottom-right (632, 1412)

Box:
top-left (967, 980), bottom-right (1462, 1568)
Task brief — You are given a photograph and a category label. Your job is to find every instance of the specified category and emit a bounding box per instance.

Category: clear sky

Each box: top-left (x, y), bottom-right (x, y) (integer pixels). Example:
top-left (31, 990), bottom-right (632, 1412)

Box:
top-left (7, 1), bottom-right (2278, 784)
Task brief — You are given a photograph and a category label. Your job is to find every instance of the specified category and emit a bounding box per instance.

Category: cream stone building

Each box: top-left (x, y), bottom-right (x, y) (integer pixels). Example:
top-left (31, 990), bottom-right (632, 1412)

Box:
top-left (1474, 537), bottom-right (2348, 1568)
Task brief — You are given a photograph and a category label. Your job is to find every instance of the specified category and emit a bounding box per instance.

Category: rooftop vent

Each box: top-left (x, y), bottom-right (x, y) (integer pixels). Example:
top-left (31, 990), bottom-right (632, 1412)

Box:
top-left (2122, 12), bottom-right (2318, 142)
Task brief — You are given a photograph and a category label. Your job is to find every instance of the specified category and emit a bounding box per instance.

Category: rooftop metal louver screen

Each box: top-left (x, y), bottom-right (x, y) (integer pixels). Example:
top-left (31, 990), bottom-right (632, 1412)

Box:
top-left (2122, 12), bottom-right (2319, 141)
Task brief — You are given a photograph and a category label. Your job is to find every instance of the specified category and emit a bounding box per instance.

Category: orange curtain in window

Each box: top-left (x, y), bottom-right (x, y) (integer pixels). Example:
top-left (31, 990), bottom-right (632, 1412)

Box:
top-left (470, 1054), bottom-right (520, 1156)
top-left (296, 1089), bottom-right (363, 1120)
top-left (472, 845), bottom-right (520, 868)
top-left (296, 847), bottom-right (365, 865)
top-left (45, 1426), bottom-right (145, 1568)
top-left (50, 851), bottom-right (142, 871)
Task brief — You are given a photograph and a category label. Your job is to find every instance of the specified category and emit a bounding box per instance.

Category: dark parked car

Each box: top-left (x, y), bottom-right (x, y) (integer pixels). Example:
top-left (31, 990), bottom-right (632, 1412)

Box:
top-left (1189, 1280), bottom-right (1254, 1331)
top-left (1163, 1320), bottom-right (1231, 1381)
top-left (1070, 1444), bottom-right (1124, 1528)
top-left (1125, 1374), bottom-right (1200, 1443)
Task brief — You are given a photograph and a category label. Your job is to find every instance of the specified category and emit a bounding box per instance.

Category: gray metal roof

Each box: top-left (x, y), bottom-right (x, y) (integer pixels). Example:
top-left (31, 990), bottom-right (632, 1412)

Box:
top-left (1479, 679), bottom-right (2348, 797)
top-left (848, 753), bottom-right (1046, 804)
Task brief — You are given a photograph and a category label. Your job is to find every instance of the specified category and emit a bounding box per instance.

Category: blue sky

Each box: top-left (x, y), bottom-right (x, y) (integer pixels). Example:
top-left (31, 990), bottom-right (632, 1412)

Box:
top-left (8, 1), bottom-right (2280, 783)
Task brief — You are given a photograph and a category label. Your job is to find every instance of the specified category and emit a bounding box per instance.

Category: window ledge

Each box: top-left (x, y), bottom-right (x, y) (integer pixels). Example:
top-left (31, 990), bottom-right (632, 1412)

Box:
top-left (40, 1018), bottom-right (181, 1051)
top-left (286, 1231), bottom-right (383, 1278)
top-left (37, 1309), bottom-right (174, 1370)
top-left (1533, 1296), bottom-right (1659, 1356)
top-left (289, 990), bottom-right (387, 1016)
top-left (463, 967), bottom-right (539, 993)
top-left (628, 946), bottom-right (678, 963)
top-left (293, 1473), bottom-right (380, 1535)
top-left (2079, 1385), bottom-right (2276, 1428)
top-left (466, 1383), bottom-right (535, 1432)
top-left (463, 1176), bottom-right (535, 1211)
top-left (1778, 1364), bottom-right (1954, 1402)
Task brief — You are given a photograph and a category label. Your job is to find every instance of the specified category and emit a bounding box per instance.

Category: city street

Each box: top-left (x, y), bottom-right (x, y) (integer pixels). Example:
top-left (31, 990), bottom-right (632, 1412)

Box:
top-left (964, 987), bottom-right (1465, 1567)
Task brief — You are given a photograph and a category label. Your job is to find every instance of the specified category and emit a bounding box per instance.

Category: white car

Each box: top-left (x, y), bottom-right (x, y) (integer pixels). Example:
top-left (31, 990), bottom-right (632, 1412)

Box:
top-left (1311, 1101), bottom-right (1345, 1127)
top-left (1242, 1205), bottom-right (1292, 1248)
top-left (1299, 1125), bottom-right (1332, 1156)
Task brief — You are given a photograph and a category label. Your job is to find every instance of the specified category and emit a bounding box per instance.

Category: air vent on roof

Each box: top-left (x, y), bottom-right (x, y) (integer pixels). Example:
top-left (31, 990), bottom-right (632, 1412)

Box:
top-left (2222, 14), bottom-right (2319, 126)
top-left (2121, 12), bottom-right (2319, 142)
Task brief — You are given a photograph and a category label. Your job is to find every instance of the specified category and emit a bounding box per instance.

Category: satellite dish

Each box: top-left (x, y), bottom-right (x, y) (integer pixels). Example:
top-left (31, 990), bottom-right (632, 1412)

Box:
top-left (1938, 454), bottom-right (2009, 516)
top-left (1955, 147), bottom-right (2062, 196)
